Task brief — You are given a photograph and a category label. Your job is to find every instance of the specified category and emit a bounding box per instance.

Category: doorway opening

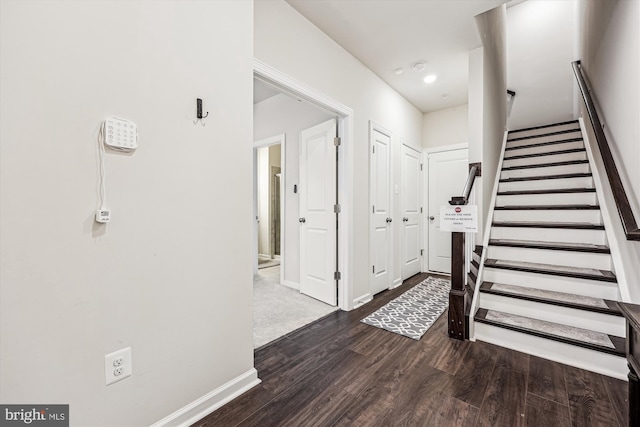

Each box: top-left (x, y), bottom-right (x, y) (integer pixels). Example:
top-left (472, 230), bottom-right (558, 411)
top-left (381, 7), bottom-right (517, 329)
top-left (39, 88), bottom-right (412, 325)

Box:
top-left (252, 68), bottom-right (351, 348)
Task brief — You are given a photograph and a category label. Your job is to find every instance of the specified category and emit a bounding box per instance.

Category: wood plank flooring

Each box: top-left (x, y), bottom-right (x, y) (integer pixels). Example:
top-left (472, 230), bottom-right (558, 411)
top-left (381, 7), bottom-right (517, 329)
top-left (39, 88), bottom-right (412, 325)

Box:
top-left (192, 273), bottom-right (629, 427)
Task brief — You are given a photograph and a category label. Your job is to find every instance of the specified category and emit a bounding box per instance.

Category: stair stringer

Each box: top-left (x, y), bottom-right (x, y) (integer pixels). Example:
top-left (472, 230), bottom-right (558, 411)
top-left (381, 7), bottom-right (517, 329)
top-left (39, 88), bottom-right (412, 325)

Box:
top-left (580, 117), bottom-right (639, 303)
top-left (468, 130), bottom-right (509, 340)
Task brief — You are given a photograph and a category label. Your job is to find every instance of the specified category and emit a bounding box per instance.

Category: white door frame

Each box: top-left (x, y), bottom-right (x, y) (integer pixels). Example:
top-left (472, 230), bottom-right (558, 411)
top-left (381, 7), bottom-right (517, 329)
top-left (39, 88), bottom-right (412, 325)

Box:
top-left (254, 59), bottom-right (354, 311)
top-left (422, 143), bottom-right (469, 274)
top-left (400, 141), bottom-right (423, 280)
top-left (253, 134), bottom-right (286, 282)
top-left (369, 121), bottom-right (393, 295)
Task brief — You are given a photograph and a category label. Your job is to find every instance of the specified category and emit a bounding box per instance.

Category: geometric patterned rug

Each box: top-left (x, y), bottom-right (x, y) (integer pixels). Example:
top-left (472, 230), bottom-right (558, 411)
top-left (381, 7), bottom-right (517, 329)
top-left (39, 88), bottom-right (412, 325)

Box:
top-left (360, 276), bottom-right (450, 340)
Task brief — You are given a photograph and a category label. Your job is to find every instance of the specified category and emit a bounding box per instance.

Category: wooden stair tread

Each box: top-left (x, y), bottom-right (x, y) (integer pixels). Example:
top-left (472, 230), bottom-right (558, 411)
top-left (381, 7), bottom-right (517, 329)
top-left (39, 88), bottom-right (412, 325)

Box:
top-left (479, 282), bottom-right (621, 316)
top-left (484, 258), bottom-right (617, 283)
top-left (504, 147), bottom-right (586, 161)
top-left (475, 309), bottom-right (624, 356)
top-left (488, 238), bottom-right (610, 253)
top-left (491, 221), bottom-right (604, 230)
top-left (500, 172), bottom-right (592, 183)
top-left (509, 120), bottom-right (579, 134)
top-left (507, 128), bottom-right (582, 142)
top-left (505, 137), bottom-right (583, 152)
top-left (501, 159), bottom-right (588, 171)
top-left (494, 204), bottom-right (599, 210)
top-left (497, 188), bottom-right (595, 196)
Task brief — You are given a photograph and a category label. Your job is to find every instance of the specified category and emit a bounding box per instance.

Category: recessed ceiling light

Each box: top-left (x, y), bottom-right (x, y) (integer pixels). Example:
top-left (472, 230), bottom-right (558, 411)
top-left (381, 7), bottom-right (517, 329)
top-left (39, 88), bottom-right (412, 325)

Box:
top-left (442, 94), bottom-right (448, 99)
top-left (394, 68), bottom-right (404, 75)
top-left (423, 74), bottom-right (437, 84)
top-left (412, 62), bottom-right (426, 72)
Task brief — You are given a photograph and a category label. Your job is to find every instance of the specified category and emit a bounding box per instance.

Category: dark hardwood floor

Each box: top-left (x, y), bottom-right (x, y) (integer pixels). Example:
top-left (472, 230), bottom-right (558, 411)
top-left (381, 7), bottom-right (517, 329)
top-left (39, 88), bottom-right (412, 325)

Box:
top-left (193, 273), bottom-right (628, 427)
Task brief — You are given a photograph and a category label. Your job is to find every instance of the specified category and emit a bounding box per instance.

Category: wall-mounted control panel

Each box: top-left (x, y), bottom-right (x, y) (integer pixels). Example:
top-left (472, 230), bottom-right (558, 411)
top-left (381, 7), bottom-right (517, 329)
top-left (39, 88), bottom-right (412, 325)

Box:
top-left (104, 117), bottom-right (137, 151)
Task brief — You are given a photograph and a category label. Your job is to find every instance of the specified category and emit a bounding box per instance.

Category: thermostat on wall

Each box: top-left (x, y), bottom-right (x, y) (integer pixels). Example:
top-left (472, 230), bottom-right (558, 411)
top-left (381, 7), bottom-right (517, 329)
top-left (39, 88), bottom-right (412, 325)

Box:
top-left (103, 117), bottom-right (137, 151)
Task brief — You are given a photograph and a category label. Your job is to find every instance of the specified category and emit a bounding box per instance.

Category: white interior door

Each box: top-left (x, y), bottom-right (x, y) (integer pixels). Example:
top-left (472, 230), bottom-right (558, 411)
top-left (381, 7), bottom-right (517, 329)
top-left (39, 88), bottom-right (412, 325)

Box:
top-left (300, 119), bottom-right (337, 305)
top-left (427, 148), bottom-right (469, 273)
top-left (401, 144), bottom-right (422, 279)
top-left (370, 127), bottom-right (392, 295)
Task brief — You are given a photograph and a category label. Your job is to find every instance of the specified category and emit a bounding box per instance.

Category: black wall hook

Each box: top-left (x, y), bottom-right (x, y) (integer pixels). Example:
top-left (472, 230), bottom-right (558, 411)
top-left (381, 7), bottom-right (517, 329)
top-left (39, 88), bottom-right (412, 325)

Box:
top-left (196, 98), bottom-right (209, 119)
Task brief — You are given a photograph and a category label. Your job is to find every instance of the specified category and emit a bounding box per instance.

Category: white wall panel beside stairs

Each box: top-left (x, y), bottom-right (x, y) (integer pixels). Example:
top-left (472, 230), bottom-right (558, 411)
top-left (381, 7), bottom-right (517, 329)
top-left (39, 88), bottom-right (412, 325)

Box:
top-left (472, 120), bottom-right (627, 379)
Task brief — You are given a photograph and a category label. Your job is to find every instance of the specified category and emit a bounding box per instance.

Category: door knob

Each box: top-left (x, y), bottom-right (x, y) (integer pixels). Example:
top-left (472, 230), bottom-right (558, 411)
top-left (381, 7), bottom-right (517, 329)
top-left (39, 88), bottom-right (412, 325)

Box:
top-left (386, 217), bottom-right (392, 223)
top-left (429, 216), bottom-right (435, 220)
top-left (403, 217), bottom-right (408, 222)
top-left (299, 217), bottom-right (306, 223)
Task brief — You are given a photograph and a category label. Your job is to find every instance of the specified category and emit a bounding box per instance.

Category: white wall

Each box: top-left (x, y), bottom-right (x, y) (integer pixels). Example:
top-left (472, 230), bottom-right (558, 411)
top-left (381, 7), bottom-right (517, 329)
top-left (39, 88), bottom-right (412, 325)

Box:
top-left (254, 0), bottom-right (424, 306)
top-left (470, 6), bottom-right (508, 241)
top-left (577, 0), bottom-right (640, 302)
top-left (254, 93), bottom-right (333, 285)
top-left (0, 1), bottom-right (254, 426)
top-left (507, 0), bottom-right (577, 130)
top-left (422, 104), bottom-right (469, 149)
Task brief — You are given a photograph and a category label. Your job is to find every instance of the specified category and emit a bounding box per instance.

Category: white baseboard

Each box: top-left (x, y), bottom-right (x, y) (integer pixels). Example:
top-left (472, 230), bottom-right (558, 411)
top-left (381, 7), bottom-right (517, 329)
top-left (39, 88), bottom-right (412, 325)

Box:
top-left (151, 368), bottom-right (261, 427)
top-left (282, 280), bottom-right (300, 291)
top-left (390, 278), bottom-right (403, 289)
top-left (353, 293), bottom-right (372, 308)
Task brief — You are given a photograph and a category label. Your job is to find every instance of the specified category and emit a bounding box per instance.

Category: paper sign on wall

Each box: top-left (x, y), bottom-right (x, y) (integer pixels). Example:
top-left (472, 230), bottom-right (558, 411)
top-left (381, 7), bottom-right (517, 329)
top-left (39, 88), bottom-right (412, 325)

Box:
top-left (440, 205), bottom-right (478, 232)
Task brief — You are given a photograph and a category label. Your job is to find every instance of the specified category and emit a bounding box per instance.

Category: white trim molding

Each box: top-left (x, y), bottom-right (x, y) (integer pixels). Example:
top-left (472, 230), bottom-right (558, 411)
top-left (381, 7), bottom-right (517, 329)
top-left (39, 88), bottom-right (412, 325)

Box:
top-left (151, 368), bottom-right (260, 427)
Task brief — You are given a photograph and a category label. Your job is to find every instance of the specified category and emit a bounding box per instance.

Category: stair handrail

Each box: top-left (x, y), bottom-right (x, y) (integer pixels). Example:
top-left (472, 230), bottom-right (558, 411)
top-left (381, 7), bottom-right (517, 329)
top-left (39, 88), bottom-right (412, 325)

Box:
top-left (448, 163), bottom-right (481, 340)
top-left (572, 60), bottom-right (640, 241)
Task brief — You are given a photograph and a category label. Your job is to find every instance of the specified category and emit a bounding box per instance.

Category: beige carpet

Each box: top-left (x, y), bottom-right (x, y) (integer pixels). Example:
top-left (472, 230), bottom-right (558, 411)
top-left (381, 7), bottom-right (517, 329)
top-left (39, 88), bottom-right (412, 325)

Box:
top-left (253, 266), bottom-right (338, 348)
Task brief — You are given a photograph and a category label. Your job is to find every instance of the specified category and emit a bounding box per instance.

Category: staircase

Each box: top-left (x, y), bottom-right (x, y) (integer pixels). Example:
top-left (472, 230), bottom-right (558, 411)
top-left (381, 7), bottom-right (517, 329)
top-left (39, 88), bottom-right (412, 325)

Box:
top-left (473, 120), bottom-right (627, 379)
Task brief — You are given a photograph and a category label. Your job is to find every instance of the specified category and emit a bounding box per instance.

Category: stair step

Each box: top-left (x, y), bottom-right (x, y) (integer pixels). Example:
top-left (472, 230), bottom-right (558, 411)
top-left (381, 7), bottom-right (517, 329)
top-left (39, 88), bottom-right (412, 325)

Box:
top-left (494, 204), bottom-right (599, 210)
top-left (506, 137), bottom-right (583, 152)
top-left (484, 259), bottom-right (616, 283)
top-left (491, 221), bottom-right (604, 230)
top-left (500, 162), bottom-right (591, 180)
top-left (504, 147), bottom-right (586, 161)
top-left (497, 188), bottom-right (595, 196)
top-left (509, 120), bottom-right (579, 136)
top-left (488, 238), bottom-right (610, 253)
top-left (501, 159), bottom-right (589, 171)
top-left (492, 209), bottom-right (602, 225)
top-left (503, 151), bottom-right (588, 169)
top-left (475, 309), bottom-right (624, 357)
top-left (508, 128), bottom-right (582, 142)
top-left (500, 172), bottom-right (592, 183)
top-left (479, 282), bottom-right (621, 316)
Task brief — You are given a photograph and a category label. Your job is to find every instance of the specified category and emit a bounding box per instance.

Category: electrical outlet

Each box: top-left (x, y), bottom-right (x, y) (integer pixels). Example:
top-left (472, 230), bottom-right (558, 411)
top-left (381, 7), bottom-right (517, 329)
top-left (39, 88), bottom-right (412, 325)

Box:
top-left (105, 347), bottom-right (132, 385)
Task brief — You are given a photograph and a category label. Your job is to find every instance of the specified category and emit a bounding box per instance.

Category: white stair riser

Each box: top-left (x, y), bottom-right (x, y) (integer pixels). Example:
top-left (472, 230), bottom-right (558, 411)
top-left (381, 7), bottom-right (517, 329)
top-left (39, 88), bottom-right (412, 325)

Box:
top-left (508, 124), bottom-right (580, 139)
top-left (498, 176), bottom-right (594, 192)
top-left (500, 163), bottom-right (590, 179)
top-left (482, 269), bottom-right (619, 300)
top-left (490, 226), bottom-right (607, 245)
top-left (496, 192), bottom-right (597, 206)
top-left (502, 151), bottom-right (587, 168)
top-left (492, 209), bottom-right (601, 224)
top-left (487, 246), bottom-right (611, 270)
top-left (474, 322), bottom-right (627, 380)
top-left (479, 293), bottom-right (625, 336)
top-left (507, 131), bottom-right (583, 148)
top-left (504, 140), bottom-right (585, 157)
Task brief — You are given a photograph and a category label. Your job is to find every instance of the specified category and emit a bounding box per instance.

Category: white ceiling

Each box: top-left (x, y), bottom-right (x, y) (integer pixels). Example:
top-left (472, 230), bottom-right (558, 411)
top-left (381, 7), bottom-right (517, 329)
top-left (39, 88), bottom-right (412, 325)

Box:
top-left (254, 78), bottom-right (281, 104)
top-left (286, 0), bottom-right (509, 113)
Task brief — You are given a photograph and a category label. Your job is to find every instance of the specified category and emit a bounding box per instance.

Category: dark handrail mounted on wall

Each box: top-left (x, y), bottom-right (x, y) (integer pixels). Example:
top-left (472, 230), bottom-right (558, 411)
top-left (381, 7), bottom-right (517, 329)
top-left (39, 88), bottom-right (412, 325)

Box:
top-left (448, 162), bottom-right (481, 340)
top-left (572, 60), bottom-right (640, 241)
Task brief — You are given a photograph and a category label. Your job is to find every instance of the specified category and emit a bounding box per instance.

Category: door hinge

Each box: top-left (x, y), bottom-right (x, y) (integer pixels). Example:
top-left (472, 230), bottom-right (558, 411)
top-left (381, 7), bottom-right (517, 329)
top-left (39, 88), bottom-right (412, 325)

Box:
top-left (372, 265), bottom-right (375, 274)
top-left (420, 163), bottom-right (423, 171)
top-left (420, 207), bottom-right (423, 213)
top-left (334, 137), bottom-right (341, 147)
top-left (334, 271), bottom-right (341, 280)
top-left (421, 249), bottom-right (424, 256)
top-left (372, 205), bottom-right (375, 213)
top-left (372, 145), bottom-right (375, 154)
top-left (334, 204), bottom-right (341, 213)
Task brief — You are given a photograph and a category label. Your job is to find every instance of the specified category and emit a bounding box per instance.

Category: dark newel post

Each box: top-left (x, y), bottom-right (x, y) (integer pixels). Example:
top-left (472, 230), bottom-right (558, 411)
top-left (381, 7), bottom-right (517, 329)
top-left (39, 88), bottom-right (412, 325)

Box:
top-left (629, 366), bottom-right (639, 427)
top-left (448, 231), bottom-right (467, 340)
